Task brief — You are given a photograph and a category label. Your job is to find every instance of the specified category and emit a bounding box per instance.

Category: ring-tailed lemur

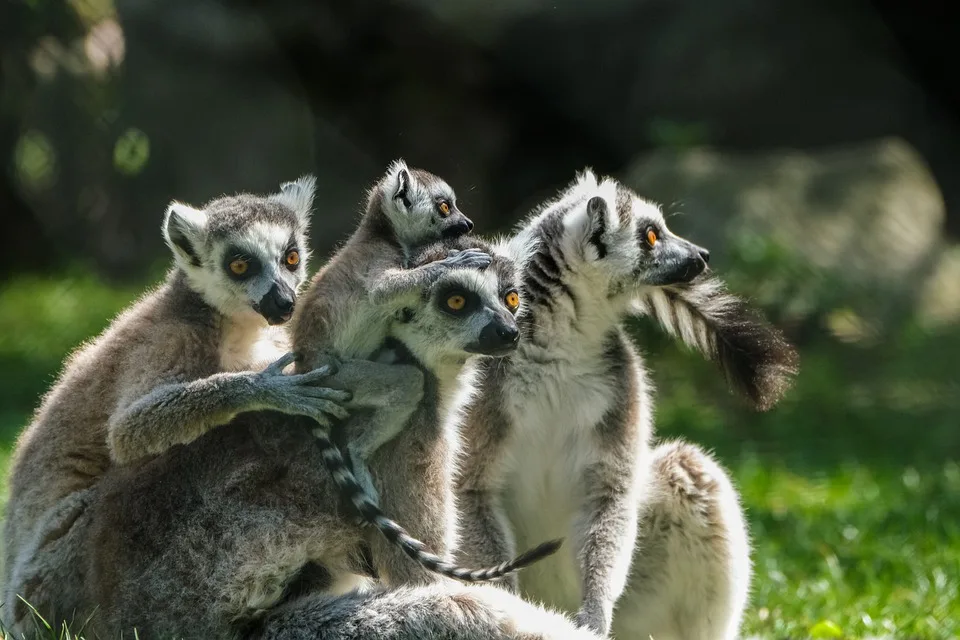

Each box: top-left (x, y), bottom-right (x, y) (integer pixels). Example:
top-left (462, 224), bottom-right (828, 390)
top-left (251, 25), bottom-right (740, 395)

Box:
top-left (289, 160), bottom-right (560, 584)
top-left (453, 170), bottom-right (798, 637)
top-left (65, 247), bottom-right (575, 639)
top-left (0, 177), bottom-right (352, 630)
top-left (613, 438), bottom-right (752, 640)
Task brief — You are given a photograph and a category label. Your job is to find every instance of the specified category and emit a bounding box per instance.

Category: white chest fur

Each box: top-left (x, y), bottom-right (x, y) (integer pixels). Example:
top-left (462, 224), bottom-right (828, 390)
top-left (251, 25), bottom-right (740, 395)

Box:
top-left (219, 317), bottom-right (289, 372)
top-left (498, 350), bottom-right (618, 612)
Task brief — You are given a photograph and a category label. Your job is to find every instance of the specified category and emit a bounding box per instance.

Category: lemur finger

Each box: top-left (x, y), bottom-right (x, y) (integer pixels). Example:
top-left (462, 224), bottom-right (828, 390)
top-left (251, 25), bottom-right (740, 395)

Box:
top-left (440, 250), bottom-right (491, 270)
top-left (295, 364), bottom-right (337, 384)
top-left (264, 351), bottom-right (298, 376)
top-left (310, 418), bottom-right (332, 432)
top-left (458, 256), bottom-right (493, 269)
top-left (297, 387), bottom-right (353, 402)
top-left (306, 398), bottom-right (351, 421)
top-left (454, 249), bottom-right (492, 265)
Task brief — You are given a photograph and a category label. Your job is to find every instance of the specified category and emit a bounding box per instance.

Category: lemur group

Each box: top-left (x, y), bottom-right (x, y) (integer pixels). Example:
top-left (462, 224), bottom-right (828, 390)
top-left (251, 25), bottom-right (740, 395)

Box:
top-left (1, 160), bottom-right (798, 640)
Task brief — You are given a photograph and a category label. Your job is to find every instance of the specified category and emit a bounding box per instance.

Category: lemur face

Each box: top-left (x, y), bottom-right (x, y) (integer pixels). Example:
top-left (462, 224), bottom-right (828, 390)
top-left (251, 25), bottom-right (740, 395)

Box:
top-left (562, 172), bottom-right (710, 291)
top-left (390, 249), bottom-right (522, 366)
top-left (163, 176), bottom-right (315, 325)
top-left (378, 159), bottom-right (474, 247)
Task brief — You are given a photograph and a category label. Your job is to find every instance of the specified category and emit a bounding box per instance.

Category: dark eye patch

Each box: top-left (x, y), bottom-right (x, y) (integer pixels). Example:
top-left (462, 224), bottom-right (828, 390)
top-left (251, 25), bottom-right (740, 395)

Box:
top-left (222, 246), bottom-right (262, 281)
top-left (435, 284), bottom-right (480, 317)
top-left (636, 223), bottom-right (660, 250)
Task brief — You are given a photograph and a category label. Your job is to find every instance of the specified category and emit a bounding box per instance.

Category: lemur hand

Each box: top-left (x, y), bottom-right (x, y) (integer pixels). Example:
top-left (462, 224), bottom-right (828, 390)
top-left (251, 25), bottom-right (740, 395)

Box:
top-left (256, 352), bottom-right (352, 426)
top-left (436, 247), bottom-right (493, 271)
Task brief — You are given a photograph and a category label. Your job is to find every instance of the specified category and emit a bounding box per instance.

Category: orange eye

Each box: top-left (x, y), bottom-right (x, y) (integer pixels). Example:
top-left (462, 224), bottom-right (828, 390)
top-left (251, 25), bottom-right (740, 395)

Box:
top-left (447, 294), bottom-right (466, 311)
top-left (438, 201), bottom-right (451, 216)
top-left (646, 228), bottom-right (658, 247)
top-left (505, 291), bottom-right (520, 310)
top-left (286, 250), bottom-right (300, 266)
top-left (229, 259), bottom-right (249, 275)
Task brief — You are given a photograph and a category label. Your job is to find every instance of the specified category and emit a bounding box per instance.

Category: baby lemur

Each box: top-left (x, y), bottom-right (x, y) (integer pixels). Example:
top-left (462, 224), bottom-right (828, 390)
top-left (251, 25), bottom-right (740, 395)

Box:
top-left (68, 245), bottom-right (560, 639)
top-left (290, 159), bottom-right (559, 583)
top-left (1, 177), bottom-right (350, 626)
top-left (453, 170), bottom-right (798, 637)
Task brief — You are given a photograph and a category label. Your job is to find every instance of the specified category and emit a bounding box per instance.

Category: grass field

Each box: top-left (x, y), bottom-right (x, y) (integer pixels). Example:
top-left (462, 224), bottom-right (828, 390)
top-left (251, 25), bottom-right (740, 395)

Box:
top-left (0, 272), bottom-right (957, 639)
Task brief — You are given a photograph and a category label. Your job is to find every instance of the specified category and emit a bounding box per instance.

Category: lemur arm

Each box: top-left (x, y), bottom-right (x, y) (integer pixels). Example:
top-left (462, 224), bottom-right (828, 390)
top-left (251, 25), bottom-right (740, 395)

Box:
top-left (108, 351), bottom-right (350, 465)
top-left (454, 489), bottom-right (521, 592)
top-left (451, 390), bottom-right (522, 589)
top-left (368, 248), bottom-right (493, 307)
top-left (571, 457), bottom-right (641, 638)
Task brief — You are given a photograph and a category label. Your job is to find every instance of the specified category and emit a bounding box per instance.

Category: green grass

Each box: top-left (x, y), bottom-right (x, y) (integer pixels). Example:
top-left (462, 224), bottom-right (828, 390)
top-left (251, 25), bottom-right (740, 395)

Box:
top-left (0, 272), bottom-right (958, 639)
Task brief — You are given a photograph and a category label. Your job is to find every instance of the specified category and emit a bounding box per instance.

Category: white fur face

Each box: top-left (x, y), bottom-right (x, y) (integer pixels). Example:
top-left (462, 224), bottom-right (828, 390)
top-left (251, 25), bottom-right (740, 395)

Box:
top-left (554, 170), bottom-right (711, 299)
top-left (389, 253), bottom-right (522, 369)
top-left (378, 159), bottom-right (474, 247)
top-left (162, 176), bottom-right (315, 324)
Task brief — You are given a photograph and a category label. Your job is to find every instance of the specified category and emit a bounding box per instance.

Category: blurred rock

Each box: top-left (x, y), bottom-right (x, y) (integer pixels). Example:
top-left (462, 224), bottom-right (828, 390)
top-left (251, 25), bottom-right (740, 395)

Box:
top-left (621, 138), bottom-right (947, 324)
top-left (916, 246), bottom-right (960, 330)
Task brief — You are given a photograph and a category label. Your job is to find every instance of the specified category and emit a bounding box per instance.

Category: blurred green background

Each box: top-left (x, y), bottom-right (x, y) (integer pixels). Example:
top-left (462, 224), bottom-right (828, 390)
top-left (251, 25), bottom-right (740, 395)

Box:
top-left (2, 0), bottom-right (959, 638)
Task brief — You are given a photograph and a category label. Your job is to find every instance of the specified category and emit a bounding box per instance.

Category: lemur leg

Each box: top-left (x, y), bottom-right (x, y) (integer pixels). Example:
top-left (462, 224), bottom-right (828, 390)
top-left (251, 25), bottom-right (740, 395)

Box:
top-left (571, 461), bottom-right (640, 638)
top-left (107, 352), bottom-right (350, 464)
top-left (369, 249), bottom-right (492, 306)
top-left (612, 440), bottom-right (752, 640)
top-left (455, 490), bottom-right (521, 592)
top-left (249, 582), bottom-right (605, 640)
top-left (314, 358), bottom-right (426, 503)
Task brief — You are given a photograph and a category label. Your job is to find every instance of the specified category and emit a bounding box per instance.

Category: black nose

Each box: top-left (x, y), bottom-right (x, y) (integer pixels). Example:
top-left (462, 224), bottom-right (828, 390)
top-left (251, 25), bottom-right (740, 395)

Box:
top-left (699, 248), bottom-right (710, 264)
top-left (258, 282), bottom-right (296, 325)
top-left (442, 217), bottom-right (473, 239)
top-left (475, 319), bottom-right (520, 355)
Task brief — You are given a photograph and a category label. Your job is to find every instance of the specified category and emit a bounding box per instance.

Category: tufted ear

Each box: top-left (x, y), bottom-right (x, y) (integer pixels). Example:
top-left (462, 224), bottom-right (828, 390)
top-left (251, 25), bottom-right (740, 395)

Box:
top-left (584, 195), bottom-right (611, 259)
top-left (382, 158), bottom-right (414, 210)
top-left (271, 174), bottom-right (317, 227)
top-left (162, 202), bottom-right (208, 268)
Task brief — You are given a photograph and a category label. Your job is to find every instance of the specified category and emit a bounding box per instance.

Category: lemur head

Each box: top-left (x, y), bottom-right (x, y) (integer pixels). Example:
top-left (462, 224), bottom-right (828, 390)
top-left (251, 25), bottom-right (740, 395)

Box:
top-left (162, 175), bottom-right (315, 325)
top-left (391, 241), bottom-right (522, 369)
top-left (368, 159), bottom-right (474, 247)
top-left (563, 169), bottom-right (709, 290)
top-left (514, 169), bottom-right (710, 311)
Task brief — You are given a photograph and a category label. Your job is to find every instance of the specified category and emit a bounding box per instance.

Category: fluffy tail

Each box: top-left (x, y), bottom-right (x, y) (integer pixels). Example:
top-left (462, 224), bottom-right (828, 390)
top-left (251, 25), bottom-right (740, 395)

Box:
top-left (313, 431), bottom-right (563, 582)
top-left (636, 275), bottom-right (799, 411)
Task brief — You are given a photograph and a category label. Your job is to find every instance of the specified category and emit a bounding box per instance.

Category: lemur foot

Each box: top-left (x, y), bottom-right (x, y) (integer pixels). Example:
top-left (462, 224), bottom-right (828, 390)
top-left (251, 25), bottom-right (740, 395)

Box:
top-left (574, 605), bottom-right (611, 639)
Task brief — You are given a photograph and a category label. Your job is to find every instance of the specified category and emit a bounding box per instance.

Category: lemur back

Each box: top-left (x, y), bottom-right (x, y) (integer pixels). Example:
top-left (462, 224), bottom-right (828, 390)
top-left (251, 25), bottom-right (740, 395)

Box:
top-left (453, 170), bottom-right (798, 636)
top-left (288, 160), bottom-right (560, 584)
top-left (0, 177), bottom-right (354, 631)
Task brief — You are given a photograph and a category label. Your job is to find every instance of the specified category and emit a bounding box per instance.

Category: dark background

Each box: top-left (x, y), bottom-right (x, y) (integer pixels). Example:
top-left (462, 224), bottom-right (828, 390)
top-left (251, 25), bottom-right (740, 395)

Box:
top-left (1, 0), bottom-right (958, 636)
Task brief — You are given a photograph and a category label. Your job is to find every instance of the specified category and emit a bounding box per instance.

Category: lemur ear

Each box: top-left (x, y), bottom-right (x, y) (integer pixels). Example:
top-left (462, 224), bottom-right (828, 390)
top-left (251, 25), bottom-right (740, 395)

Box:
top-left (384, 159), bottom-right (412, 210)
top-left (163, 202), bottom-right (208, 268)
top-left (272, 174), bottom-right (316, 227)
top-left (585, 195), bottom-right (610, 259)
top-left (586, 196), bottom-right (609, 230)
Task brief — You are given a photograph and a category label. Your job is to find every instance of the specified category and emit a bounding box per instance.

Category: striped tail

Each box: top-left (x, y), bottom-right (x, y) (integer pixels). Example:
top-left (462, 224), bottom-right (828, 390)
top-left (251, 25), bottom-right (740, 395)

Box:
top-left (313, 429), bottom-right (563, 582)
top-left (636, 275), bottom-right (799, 411)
